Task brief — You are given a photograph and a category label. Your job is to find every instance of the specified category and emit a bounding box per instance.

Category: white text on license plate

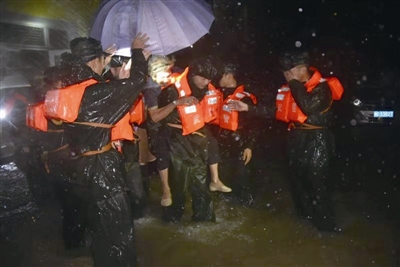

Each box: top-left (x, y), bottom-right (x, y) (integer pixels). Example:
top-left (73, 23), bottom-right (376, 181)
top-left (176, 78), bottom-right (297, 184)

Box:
top-left (373, 111), bottom-right (394, 118)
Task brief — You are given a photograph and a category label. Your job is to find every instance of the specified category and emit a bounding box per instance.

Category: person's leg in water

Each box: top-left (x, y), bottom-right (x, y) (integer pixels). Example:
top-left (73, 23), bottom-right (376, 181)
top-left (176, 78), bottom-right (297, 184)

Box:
top-left (205, 127), bottom-right (231, 193)
top-left (153, 126), bottom-right (173, 206)
top-left (137, 126), bottom-right (157, 196)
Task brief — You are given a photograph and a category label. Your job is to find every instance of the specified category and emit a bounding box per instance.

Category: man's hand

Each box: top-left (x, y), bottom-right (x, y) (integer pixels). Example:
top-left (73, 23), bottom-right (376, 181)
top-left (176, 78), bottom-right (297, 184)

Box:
top-left (283, 70), bottom-right (296, 82)
top-left (132, 32), bottom-right (150, 50)
top-left (228, 100), bottom-right (248, 112)
top-left (142, 49), bottom-right (152, 60)
top-left (104, 44), bottom-right (117, 67)
top-left (118, 61), bottom-right (131, 79)
top-left (176, 96), bottom-right (198, 106)
top-left (242, 148), bottom-right (252, 165)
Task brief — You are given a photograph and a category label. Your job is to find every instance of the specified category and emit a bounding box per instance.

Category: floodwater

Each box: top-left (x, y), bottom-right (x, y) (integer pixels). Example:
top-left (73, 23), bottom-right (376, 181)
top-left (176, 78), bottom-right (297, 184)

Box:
top-left (1, 126), bottom-right (400, 267)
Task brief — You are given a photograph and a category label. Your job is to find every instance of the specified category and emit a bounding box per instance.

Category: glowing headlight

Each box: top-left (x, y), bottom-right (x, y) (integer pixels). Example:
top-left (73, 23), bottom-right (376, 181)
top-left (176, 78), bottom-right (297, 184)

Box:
top-left (0, 108), bottom-right (7, 119)
top-left (353, 99), bottom-right (362, 107)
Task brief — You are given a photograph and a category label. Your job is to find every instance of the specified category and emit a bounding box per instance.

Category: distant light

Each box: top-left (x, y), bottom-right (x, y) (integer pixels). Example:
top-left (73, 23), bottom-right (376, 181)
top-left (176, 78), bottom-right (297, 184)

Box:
top-left (0, 108), bottom-right (6, 119)
top-left (298, 8), bottom-right (303, 12)
top-left (311, 32), bottom-right (316, 37)
top-left (330, 71), bottom-right (333, 75)
top-left (321, 53), bottom-right (325, 56)
top-left (237, 2), bottom-right (241, 6)
top-left (333, 12), bottom-right (337, 16)
top-left (295, 41), bottom-right (302, 47)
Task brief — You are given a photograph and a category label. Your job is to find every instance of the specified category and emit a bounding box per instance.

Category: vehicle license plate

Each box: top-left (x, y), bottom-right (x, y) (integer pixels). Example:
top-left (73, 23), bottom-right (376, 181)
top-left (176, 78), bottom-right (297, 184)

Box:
top-left (373, 111), bottom-right (394, 118)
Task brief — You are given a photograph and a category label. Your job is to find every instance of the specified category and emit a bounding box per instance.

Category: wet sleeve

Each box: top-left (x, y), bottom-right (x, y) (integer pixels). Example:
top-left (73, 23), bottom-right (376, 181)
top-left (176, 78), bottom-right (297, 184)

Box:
top-left (288, 79), bottom-right (332, 115)
top-left (241, 98), bottom-right (259, 151)
top-left (80, 49), bottom-right (148, 125)
top-left (143, 85), bottom-right (161, 109)
top-left (246, 101), bottom-right (276, 119)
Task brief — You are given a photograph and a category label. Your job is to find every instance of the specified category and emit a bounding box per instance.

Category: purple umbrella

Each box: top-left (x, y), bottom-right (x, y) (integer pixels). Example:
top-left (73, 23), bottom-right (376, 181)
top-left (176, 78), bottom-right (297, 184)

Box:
top-left (89, 0), bottom-right (215, 56)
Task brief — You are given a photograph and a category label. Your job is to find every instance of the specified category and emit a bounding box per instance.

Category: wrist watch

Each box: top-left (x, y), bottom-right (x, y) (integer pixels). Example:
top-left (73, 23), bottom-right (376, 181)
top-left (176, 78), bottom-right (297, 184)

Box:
top-left (173, 100), bottom-right (177, 106)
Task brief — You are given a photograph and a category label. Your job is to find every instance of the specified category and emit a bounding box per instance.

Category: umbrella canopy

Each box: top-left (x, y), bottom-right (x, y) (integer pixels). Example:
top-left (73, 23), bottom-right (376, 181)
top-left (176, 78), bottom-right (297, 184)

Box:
top-left (90, 0), bottom-right (215, 56)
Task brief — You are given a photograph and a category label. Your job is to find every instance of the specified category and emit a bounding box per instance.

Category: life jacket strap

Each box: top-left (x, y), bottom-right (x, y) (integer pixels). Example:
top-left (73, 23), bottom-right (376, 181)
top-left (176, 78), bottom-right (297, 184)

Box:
top-left (290, 122), bottom-right (325, 130)
top-left (72, 121), bottom-right (114, 128)
top-left (47, 129), bottom-right (64, 133)
top-left (167, 123), bottom-right (206, 138)
top-left (80, 143), bottom-right (113, 156)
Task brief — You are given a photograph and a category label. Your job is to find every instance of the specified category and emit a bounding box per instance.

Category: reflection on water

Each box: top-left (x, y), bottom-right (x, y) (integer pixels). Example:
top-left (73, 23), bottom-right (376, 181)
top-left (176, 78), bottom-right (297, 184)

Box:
top-left (134, 178), bottom-right (394, 267)
top-left (0, 161), bottom-right (397, 267)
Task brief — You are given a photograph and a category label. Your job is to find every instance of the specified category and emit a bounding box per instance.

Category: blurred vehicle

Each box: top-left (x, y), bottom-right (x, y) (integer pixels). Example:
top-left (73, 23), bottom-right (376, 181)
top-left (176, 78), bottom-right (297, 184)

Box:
top-left (333, 79), bottom-right (398, 128)
top-left (349, 97), bottom-right (395, 126)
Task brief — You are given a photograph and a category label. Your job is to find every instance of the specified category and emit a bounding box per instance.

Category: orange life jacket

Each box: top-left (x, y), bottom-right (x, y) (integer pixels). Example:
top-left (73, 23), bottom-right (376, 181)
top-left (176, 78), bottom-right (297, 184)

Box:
top-left (112, 113), bottom-right (134, 141)
top-left (44, 78), bottom-right (135, 141)
top-left (275, 67), bottom-right (344, 123)
top-left (26, 102), bottom-right (48, 131)
top-left (44, 79), bottom-right (98, 122)
top-left (174, 67), bottom-right (221, 135)
top-left (200, 85), bottom-right (221, 123)
top-left (129, 93), bottom-right (145, 126)
top-left (218, 85), bottom-right (257, 131)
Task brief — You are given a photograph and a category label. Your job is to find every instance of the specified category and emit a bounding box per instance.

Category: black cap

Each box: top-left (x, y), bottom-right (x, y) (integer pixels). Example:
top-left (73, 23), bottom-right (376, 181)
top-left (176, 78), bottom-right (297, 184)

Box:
top-left (189, 56), bottom-right (218, 80)
top-left (279, 50), bottom-right (309, 71)
top-left (70, 37), bottom-right (110, 63)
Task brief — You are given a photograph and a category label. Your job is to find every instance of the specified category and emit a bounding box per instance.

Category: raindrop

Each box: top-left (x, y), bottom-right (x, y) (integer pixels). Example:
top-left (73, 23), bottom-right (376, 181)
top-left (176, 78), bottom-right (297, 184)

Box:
top-left (321, 53), bottom-right (325, 56)
top-left (330, 71), bottom-right (333, 75)
top-left (377, 169), bottom-right (382, 173)
top-left (298, 8), bottom-right (303, 12)
top-left (311, 32), bottom-right (316, 37)
top-left (237, 2), bottom-right (241, 6)
top-left (295, 41), bottom-right (302, 47)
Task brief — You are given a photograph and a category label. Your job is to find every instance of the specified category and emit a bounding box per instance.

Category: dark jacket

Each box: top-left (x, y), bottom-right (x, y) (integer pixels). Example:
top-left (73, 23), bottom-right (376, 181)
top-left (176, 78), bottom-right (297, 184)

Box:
top-left (289, 76), bottom-right (333, 128)
top-left (60, 49), bottom-right (147, 155)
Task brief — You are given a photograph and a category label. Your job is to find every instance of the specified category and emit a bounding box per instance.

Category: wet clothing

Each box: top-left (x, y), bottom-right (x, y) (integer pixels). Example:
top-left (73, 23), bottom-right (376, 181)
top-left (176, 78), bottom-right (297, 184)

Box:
top-left (142, 79), bottom-right (167, 170)
top-left (121, 139), bottom-right (146, 220)
top-left (247, 68), bottom-right (337, 231)
top-left (59, 49), bottom-right (147, 267)
top-left (144, 78), bottom-right (220, 171)
top-left (210, 85), bottom-right (259, 205)
top-left (285, 72), bottom-right (336, 231)
top-left (157, 73), bottom-right (216, 223)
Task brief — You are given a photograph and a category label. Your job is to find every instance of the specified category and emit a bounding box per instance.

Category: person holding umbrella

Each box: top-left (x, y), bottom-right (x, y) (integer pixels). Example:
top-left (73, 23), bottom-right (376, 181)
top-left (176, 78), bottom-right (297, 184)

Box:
top-left (48, 33), bottom-right (151, 266)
